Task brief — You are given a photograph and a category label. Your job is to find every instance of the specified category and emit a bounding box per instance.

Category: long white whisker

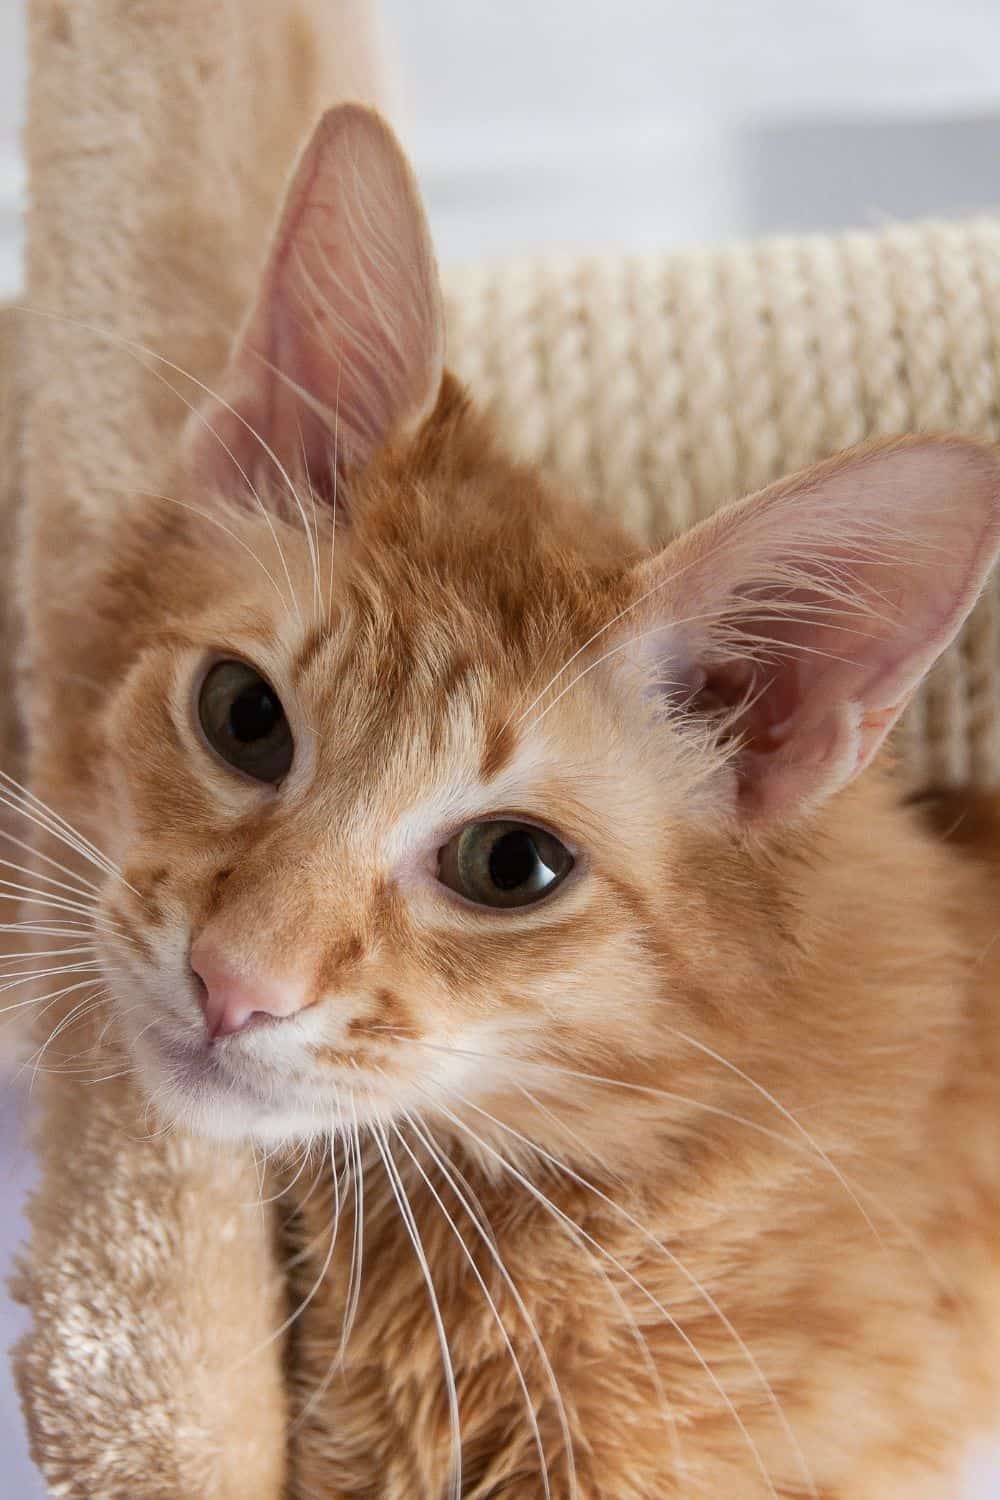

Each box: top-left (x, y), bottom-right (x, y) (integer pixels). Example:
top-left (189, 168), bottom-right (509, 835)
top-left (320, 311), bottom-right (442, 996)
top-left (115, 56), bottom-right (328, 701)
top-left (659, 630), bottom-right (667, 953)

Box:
top-left (402, 1107), bottom-right (580, 1500)
top-left (340, 1092), bottom-right (366, 1360)
top-left (0, 921), bottom-right (105, 939)
top-left (326, 363), bottom-right (342, 622)
top-left (435, 1100), bottom-right (779, 1500)
top-left (255, 1140), bottom-right (314, 1209)
top-left (369, 1111), bottom-right (463, 1500)
top-left (660, 1024), bottom-right (882, 1248)
top-left (410, 1105), bottom-right (681, 1491)
top-left (461, 1093), bottom-right (817, 1500)
top-left (380, 1036), bottom-right (827, 1166)
top-left (22, 985), bottom-right (113, 1090)
top-left (0, 826), bottom-right (103, 894)
top-left (390, 1115), bottom-right (552, 1500)
top-left (0, 889), bottom-right (126, 941)
top-left (504, 525), bottom-right (781, 737)
top-left (94, 998), bottom-right (144, 1054)
top-left (282, 1151), bottom-right (339, 1273)
top-left (138, 492), bottom-right (287, 608)
top-left (0, 855), bottom-right (103, 903)
top-left (525, 612), bottom-right (858, 738)
top-left (2, 974), bottom-right (105, 1026)
top-left (0, 878), bottom-right (105, 916)
top-left (228, 1130), bottom-right (340, 1374)
top-left (286, 1120), bottom-right (357, 1437)
top-left (0, 768), bottom-right (131, 883)
top-left (295, 419), bottom-right (323, 621)
top-left (0, 960), bottom-right (102, 995)
top-left (514, 1082), bottom-right (629, 1191)
top-left (249, 1141), bottom-right (268, 1221)
top-left (508, 505), bottom-right (915, 736)
top-left (0, 791), bottom-right (123, 888)
top-left (394, 1034), bottom-right (883, 1254)
top-left (0, 944), bottom-right (97, 964)
top-left (0, 970), bottom-right (102, 1021)
top-left (80, 1063), bottom-right (139, 1086)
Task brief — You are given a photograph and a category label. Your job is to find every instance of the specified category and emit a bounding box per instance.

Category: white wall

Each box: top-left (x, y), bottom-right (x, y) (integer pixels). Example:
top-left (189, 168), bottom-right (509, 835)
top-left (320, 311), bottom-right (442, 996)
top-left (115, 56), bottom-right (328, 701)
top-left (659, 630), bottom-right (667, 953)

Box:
top-left (2, 0), bottom-right (1000, 286)
top-left (382, 0), bottom-right (1000, 257)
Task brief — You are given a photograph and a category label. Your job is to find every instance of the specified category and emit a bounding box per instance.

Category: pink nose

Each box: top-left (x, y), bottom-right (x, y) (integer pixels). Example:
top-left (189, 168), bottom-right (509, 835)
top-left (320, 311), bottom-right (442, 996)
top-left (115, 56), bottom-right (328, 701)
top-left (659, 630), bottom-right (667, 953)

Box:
top-left (190, 937), bottom-right (311, 1040)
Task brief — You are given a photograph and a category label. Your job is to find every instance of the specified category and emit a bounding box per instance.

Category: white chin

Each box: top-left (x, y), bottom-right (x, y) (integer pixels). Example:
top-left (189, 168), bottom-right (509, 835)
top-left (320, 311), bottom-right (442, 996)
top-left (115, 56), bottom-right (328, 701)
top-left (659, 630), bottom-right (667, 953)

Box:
top-left (123, 1010), bottom-right (428, 1144)
top-left (146, 1072), bottom-right (330, 1144)
top-left (129, 1031), bottom-right (325, 1144)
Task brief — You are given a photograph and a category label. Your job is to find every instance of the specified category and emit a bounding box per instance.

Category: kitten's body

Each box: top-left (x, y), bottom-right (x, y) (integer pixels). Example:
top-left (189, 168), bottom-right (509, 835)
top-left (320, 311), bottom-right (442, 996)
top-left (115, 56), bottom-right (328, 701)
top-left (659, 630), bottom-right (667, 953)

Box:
top-left (13, 72), bottom-right (1000, 1500)
top-left (80, 368), bottom-right (1000, 1496)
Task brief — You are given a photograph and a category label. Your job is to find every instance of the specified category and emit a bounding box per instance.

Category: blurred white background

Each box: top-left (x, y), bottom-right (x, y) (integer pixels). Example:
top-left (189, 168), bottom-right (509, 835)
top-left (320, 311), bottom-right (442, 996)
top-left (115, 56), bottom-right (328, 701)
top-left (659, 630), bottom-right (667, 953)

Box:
top-left (381, 0), bottom-right (1000, 258)
top-left (1, 2), bottom-right (1000, 1495)
top-left (3, 0), bottom-right (1000, 289)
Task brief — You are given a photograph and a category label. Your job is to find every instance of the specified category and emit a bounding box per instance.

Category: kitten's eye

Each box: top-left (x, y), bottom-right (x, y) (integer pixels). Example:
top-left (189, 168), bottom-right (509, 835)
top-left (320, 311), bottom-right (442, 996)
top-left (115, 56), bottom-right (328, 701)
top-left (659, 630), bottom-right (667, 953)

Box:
top-left (197, 660), bottom-right (293, 783)
top-left (437, 820), bottom-right (573, 909)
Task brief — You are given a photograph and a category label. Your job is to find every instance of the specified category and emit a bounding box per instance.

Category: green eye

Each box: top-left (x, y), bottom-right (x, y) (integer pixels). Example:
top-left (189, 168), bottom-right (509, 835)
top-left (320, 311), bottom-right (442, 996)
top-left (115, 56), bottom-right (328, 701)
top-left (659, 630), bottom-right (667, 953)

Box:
top-left (437, 820), bottom-right (574, 909)
top-left (197, 659), bottom-right (293, 784)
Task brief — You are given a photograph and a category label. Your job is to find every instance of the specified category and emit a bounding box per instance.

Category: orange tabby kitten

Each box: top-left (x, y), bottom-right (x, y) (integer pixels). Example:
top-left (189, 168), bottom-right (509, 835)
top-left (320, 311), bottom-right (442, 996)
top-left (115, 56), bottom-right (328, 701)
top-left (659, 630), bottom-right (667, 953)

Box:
top-left (66, 106), bottom-right (1000, 1495)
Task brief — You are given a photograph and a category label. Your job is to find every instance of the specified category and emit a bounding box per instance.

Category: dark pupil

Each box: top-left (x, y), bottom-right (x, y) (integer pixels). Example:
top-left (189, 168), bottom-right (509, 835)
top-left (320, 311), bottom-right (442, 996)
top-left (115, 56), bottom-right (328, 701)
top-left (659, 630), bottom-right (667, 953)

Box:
top-left (229, 684), bottom-right (281, 743)
top-left (488, 830), bottom-right (539, 891)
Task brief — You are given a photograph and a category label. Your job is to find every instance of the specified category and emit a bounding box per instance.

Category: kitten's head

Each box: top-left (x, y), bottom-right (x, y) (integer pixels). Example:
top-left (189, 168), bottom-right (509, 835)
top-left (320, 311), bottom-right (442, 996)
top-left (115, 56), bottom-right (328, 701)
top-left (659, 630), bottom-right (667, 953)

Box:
top-left (94, 106), bottom-right (1000, 1148)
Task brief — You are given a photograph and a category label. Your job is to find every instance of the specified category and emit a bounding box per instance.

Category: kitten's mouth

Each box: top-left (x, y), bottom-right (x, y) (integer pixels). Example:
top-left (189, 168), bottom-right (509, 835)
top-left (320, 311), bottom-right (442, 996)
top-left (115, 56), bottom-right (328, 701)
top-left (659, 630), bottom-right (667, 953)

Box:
top-left (148, 1025), bottom-right (235, 1082)
top-left (130, 1018), bottom-right (401, 1138)
top-left (134, 1022), bottom-right (271, 1107)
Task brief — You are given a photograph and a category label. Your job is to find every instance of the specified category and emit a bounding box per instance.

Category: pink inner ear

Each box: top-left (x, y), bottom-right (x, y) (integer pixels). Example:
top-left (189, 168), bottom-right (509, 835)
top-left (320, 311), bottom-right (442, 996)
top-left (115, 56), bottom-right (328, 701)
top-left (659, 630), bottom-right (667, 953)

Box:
top-left (630, 438), bottom-right (1000, 819)
top-left (688, 655), bottom-right (799, 750)
top-left (183, 104), bottom-right (445, 502)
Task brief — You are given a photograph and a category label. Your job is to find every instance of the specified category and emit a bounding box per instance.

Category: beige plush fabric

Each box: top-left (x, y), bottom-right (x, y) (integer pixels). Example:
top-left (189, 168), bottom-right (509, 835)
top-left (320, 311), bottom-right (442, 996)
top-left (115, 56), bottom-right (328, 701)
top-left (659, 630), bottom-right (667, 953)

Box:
top-left (8, 3), bottom-right (1000, 1496)
top-left (443, 229), bottom-right (1000, 791)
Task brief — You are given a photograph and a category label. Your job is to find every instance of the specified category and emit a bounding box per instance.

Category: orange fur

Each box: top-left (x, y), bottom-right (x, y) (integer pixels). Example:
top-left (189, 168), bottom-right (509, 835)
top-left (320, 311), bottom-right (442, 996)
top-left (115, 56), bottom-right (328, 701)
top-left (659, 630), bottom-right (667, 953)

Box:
top-left (20, 103), bottom-right (1000, 1497)
top-left (56, 401), bottom-right (997, 1495)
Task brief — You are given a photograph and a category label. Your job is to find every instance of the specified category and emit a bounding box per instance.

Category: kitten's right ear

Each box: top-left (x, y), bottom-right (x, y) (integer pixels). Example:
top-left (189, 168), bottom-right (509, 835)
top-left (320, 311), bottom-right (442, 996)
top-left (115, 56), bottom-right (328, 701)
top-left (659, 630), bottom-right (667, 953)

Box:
top-left (182, 104), bottom-right (445, 499)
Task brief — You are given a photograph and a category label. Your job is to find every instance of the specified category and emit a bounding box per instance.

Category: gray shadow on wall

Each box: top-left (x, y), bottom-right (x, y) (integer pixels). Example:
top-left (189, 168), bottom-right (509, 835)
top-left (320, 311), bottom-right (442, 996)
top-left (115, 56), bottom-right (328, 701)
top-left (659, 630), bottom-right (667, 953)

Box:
top-left (740, 114), bottom-right (1000, 236)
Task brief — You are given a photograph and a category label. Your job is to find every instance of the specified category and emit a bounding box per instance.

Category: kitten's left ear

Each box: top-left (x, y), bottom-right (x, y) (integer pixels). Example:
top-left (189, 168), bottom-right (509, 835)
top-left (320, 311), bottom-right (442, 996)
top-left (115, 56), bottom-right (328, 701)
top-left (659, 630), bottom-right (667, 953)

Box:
top-left (183, 104), bottom-right (445, 497)
top-left (618, 437), bottom-right (1000, 820)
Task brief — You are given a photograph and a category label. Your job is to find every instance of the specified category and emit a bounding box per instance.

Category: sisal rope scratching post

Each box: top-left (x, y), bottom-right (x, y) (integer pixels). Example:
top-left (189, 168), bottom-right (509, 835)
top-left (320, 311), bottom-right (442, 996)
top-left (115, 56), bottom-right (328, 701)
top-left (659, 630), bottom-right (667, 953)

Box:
top-left (444, 224), bottom-right (1000, 791)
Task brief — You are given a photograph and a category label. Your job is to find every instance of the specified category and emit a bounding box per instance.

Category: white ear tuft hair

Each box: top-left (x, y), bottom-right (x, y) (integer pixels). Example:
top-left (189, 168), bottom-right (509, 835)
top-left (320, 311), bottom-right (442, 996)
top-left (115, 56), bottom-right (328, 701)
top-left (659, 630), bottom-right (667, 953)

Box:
top-left (620, 437), bottom-right (1000, 819)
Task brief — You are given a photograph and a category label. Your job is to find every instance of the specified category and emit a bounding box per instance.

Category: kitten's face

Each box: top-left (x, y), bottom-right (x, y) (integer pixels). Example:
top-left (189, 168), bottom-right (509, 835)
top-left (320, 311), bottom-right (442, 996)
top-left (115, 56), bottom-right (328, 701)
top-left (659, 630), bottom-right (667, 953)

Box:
top-left (97, 438), bottom-right (713, 1144)
top-left (87, 105), bottom-right (1000, 1149)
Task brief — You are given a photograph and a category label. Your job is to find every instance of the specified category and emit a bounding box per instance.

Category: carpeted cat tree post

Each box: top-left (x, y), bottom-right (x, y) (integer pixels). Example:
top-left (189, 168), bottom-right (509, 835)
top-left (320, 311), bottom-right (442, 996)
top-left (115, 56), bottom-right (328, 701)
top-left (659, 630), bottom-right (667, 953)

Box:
top-left (9, 2), bottom-right (1000, 1496)
top-left (10, 3), bottom-right (381, 1495)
